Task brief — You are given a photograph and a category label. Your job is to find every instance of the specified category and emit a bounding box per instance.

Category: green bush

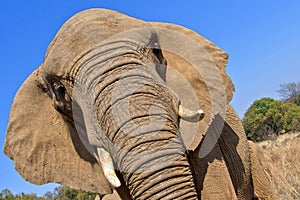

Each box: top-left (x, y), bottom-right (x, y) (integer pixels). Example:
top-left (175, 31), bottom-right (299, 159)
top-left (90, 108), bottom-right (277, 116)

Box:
top-left (243, 98), bottom-right (275, 141)
top-left (0, 189), bottom-right (44, 200)
top-left (243, 98), bottom-right (300, 141)
top-left (51, 186), bottom-right (97, 200)
top-left (283, 103), bottom-right (300, 132)
top-left (0, 186), bottom-right (97, 200)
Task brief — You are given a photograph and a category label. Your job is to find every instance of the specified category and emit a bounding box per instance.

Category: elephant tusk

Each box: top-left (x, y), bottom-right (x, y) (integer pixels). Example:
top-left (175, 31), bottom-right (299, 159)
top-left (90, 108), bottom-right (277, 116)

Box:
top-left (178, 104), bottom-right (205, 122)
top-left (96, 148), bottom-right (121, 188)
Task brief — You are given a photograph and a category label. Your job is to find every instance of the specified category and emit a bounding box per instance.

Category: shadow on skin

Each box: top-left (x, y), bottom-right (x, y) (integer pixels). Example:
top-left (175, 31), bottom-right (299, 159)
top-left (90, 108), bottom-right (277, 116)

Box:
top-left (65, 101), bottom-right (98, 164)
top-left (65, 110), bottom-right (246, 198)
top-left (189, 114), bottom-right (245, 196)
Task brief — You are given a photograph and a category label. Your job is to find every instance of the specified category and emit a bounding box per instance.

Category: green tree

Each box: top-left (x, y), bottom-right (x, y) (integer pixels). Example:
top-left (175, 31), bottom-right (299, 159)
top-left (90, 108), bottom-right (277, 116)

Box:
top-left (51, 186), bottom-right (97, 200)
top-left (0, 189), bottom-right (45, 200)
top-left (264, 100), bottom-right (286, 134)
top-left (243, 98), bottom-right (275, 141)
top-left (243, 98), bottom-right (287, 141)
top-left (243, 97), bottom-right (300, 141)
top-left (0, 187), bottom-right (97, 200)
top-left (1, 189), bottom-right (14, 200)
top-left (283, 102), bottom-right (300, 132)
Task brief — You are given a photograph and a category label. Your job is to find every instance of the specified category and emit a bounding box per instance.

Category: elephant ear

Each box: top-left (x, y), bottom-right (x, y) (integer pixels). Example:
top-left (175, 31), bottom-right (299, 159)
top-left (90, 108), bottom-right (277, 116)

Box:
top-left (4, 66), bottom-right (112, 194)
top-left (151, 22), bottom-right (235, 150)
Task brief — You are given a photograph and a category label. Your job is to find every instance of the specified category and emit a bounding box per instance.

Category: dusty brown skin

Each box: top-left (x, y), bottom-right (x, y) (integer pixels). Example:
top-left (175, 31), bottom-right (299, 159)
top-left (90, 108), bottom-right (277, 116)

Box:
top-left (4, 8), bottom-right (275, 199)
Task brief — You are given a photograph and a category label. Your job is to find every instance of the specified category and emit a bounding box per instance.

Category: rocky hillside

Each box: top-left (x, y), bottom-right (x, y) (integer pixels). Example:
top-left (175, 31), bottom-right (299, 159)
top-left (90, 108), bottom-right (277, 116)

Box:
top-left (257, 132), bottom-right (300, 199)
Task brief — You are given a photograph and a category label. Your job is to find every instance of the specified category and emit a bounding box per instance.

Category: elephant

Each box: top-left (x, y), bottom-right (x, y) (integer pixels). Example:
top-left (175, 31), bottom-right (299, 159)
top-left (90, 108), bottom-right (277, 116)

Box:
top-left (4, 8), bottom-right (275, 199)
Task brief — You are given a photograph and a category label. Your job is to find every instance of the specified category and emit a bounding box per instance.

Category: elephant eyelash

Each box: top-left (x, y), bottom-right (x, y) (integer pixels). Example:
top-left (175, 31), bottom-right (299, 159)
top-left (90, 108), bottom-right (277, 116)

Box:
top-left (37, 79), bottom-right (52, 96)
top-left (34, 69), bottom-right (52, 98)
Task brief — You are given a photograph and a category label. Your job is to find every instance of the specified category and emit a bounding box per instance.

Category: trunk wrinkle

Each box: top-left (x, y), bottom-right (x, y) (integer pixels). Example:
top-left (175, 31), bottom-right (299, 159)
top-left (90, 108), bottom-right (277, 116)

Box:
top-left (115, 128), bottom-right (180, 149)
top-left (73, 39), bottom-right (140, 80)
top-left (144, 181), bottom-right (197, 200)
top-left (94, 73), bottom-right (156, 106)
top-left (110, 114), bottom-right (174, 142)
top-left (121, 133), bottom-right (178, 154)
top-left (121, 148), bottom-right (186, 174)
top-left (115, 130), bottom-right (181, 166)
top-left (132, 166), bottom-right (193, 195)
top-left (130, 158), bottom-right (197, 200)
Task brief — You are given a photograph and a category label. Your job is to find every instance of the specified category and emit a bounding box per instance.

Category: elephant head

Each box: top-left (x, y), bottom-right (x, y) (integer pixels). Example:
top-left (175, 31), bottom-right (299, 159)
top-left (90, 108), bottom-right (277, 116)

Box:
top-left (4, 8), bottom-right (275, 200)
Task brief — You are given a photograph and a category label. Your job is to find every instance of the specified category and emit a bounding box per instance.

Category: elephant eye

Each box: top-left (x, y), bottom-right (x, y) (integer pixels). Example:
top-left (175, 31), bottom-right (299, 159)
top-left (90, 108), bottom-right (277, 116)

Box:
top-left (53, 82), bottom-right (68, 102)
top-left (152, 43), bottom-right (167, 66)
top-left (152, 43), bottom-right (160, 56)
top-left (52, 81), bottom-right (72, 117)
top-left (152, 43), bottom-right (162, 59)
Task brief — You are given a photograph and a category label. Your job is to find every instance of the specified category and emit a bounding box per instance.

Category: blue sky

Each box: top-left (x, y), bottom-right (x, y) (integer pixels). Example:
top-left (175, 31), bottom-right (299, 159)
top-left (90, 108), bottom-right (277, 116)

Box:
top-left (1, 0), bottom-right (300, 196)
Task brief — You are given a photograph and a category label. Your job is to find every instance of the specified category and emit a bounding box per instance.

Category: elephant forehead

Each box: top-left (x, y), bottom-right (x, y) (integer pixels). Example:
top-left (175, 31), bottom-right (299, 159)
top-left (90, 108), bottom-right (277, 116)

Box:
top-left (42, 8), bottom-right (151, 77)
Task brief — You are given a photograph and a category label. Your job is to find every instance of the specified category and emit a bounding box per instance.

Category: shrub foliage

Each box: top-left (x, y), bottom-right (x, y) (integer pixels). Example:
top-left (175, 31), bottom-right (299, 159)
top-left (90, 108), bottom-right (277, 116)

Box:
top-left (0, 186), bottom-right (97, 200)
top-left (243, 97), bottom-right (300, 141)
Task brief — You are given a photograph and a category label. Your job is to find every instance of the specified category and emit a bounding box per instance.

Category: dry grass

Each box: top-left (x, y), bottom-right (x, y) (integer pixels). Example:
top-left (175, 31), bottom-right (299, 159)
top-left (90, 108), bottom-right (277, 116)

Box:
top-left (257, 132), bottom-right (300, 199)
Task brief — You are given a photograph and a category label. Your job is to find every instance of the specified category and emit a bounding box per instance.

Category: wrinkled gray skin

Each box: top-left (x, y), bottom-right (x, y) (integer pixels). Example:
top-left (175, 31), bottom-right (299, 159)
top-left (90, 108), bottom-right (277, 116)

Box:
top-left (42, 12), bottom-right (198, 200)
top-left (4, 8), bottom-right (276, 200)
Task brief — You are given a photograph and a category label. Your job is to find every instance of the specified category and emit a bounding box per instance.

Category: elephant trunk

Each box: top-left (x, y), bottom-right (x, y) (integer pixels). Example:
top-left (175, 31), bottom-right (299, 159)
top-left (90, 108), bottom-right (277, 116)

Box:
top-left (74, 42), bottom-right (198, 199)
top-left (119, 134), bottom-right (198, 200)
top-left (95, 68), bottom-right (198, 199)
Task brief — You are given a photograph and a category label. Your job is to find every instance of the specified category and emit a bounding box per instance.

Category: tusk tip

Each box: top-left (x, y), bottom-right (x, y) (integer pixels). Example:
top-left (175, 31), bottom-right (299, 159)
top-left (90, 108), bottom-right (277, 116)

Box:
top-left (108, 176), bottom-right (121, 188)
top-left (197, 110), bottom-right (205, 120)
top-left (96, 148), bottom-right (121, 188)
top-left (178, 105), bottom-right (205, 122)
